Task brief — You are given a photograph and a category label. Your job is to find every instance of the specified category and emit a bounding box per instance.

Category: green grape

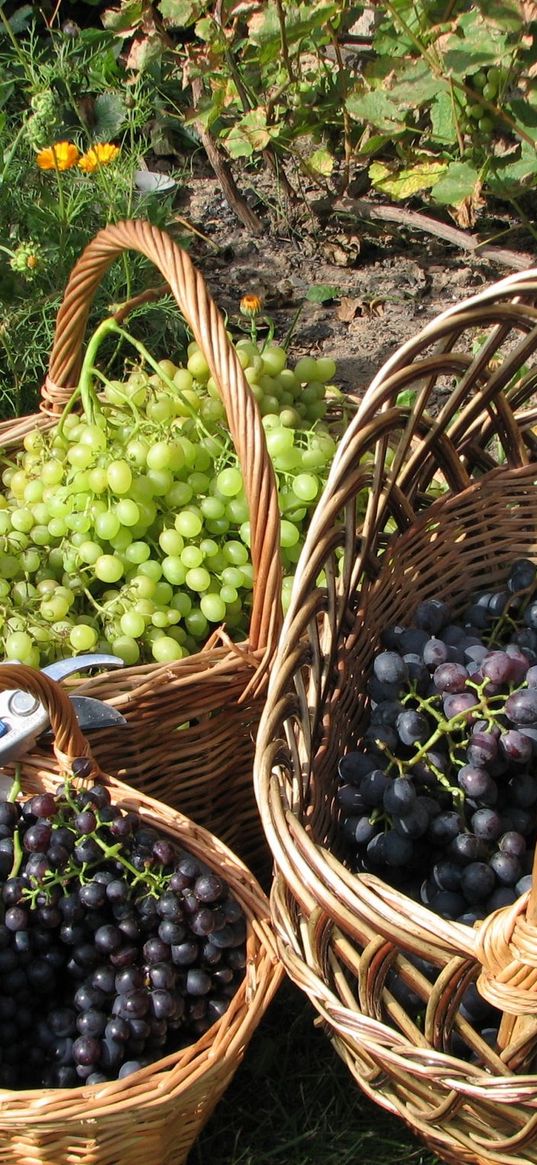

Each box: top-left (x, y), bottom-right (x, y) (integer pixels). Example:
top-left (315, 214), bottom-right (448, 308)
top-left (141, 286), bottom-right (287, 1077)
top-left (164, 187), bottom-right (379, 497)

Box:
top-left (293, 472), bottom-right (319, 500)
top-left (126, 440), bottom-right (150, 471)
top-left (185, 608), bottom-right (209, 639)
top-left (302, 381), bottom-right (324, 405)
top-left (215, 467), bottom-right (242, 498)
top-left (294, 356), bottom-right (318, 383)
top-left (152, 581), bottom-right (173, 606)
top-left (110, 528), bottom-right (132, 553)
top-left (274, 447), bottom-right (301, 471)
top-left (188, 472), bottom-right (211, 494)
top-left (206, 517), bottom-right (230, 536)
top-left (48, 517), bottom-right (68, 539)
top-left (240, 562), bottom-right (254, 589)
top-left (94, 555), bottom-right (124, 584)
top-left (170, 592), bottom-right (192, 616)
top-left (66, 513), bottom-right (92, 534)
top-left (107, 459), bottom-right (133, 495)
top-left (41, 456), bottom-right (64, 484)
top-left (112, 635), bottom-right (140, 664)
top-left (200, 496), bottom-right (225, 520)
top-left (482, 81), bottom-right (497, 101)
top-left (173, 368), bottom-right (194, 392)
top-left (261, 346), bottom-right (287, 376)
top-left (219, 584), bottom-right (238, 605)
top-left (67, 444), bottom-right (93, 470)
top-left (478, 116), bottom-right (494, 133)
top-left (200, 593), bottom-right (226, 622)
top-left (88, 467), bottom-right (108, 494)
top-left (125, 541), bottom-right (151, 565)
top-left (0, 513), bottom-right (10, 536)
top-left (5, 634), bottom-right (39, 664)
top-left (94, 511), bottom-right (120, 541)
top-left (225, 496), bottom-right (249, 524)
top-left (120, 610), bottom-right (146, 638)
top-left (146, 442), bottom-right (172, 471)
top-left (175, 511), bottom-right (203, 538)
top-left (181, 545), bottom-right (204, 569)
top-left (159, 528), bottom-right (184, 556)
top-left (221, 566), bottom-right (244, 588)
top-left (69, 624), bottom-right (98, 651)
top-left (12, 581), bottom-right (37, 606)
top-left (187, 349), bottom-right (210, 382)
top-left (151, 636), bottom-right (184, 662)
top-left (301, 448), bottom-right (327, 470)
top-left (314, 357), bottom-right (337, 382)
top-left (115, 499), bottom-right (140, 527)
top-left (166, 482), bottom-right (194, 510)
top-left (131, 574), bottom-right (157, 599)
top-left (185, 566), bottom-right (211, 592)
top-left (146, 396), bottom-right (176, 423)
top-left (223, 540), bottom-right (249, 565)
top-left (261, 414), bottom-right (281, 431)
top-left (20, 548), bottom-right (41, 574)
top-left (41, 594), bottom-right (71, 622)
top-left (266, 428), bottom-right (295, 457)
top-left (147, 468), bottom-right (173, 497)
top-left (280, 519), bottom-right (300, 548)
top-left (23, 480), bottom-right (44, 504)
top-left (199, 538), bottom-right (219, 559)
top-left (31, 525), bottom-right (50, 547)
top-left (137, 559), bottom-right (163, 582)
top-left (151, 609), bottom-right (169, 628)
top-left (78, 424), bottom-right (107, 451)
top-left (31, 503), bottom-right (50, 526)
top-left (37, 578), bottom-right (58, 595)
top-left (260, 395), bottom-right (280, 417)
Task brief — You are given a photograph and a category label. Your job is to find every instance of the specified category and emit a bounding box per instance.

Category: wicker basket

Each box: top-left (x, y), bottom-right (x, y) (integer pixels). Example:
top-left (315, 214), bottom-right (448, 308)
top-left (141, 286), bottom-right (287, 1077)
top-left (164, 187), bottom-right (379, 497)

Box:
top-left (0, 662), bottom-right (282, 1165)
top-left (0, 219), bottom-right (283, 876)
top-left (254, 269), bottom-right (537, 1165)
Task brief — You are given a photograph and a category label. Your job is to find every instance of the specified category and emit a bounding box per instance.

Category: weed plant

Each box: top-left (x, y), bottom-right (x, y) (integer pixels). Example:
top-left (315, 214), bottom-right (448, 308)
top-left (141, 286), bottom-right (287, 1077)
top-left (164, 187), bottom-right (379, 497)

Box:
top-left (0, 17), bottom-right (188, 418)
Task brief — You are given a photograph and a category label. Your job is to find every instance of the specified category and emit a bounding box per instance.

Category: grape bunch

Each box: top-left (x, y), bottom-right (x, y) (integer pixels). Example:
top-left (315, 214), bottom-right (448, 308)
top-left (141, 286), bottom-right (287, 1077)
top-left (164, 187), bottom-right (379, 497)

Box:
top-left (0, 767), bottom-right (246, 1089)
top-left (0, 335), bottom-right (339, 667)
top-left (338, 558), bottom-right (537, 925)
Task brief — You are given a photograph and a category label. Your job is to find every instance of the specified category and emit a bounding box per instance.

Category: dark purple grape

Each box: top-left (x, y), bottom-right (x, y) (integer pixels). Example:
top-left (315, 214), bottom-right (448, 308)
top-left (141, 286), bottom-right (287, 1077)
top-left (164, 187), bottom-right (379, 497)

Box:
top-left (78, 882), bottom-right (107, 912)
top-left (74, 984), bottom-right (107, 1012)
top-left (155, 892), bottom-right (183, 921)
top-left (500, 729), bottom-right (533, 764)
top-left (28, 793), bottom-right (57, 818)
top-left (361, 769), bottom-right (390, 808)
top-left (509, 558), bottom-right (537, 591)
top-left (471, 809), bottom-right (503, 841)
top-left (383, 778), bottom-right (416, 816)
top-left (23, 822), bottom-right (52, 852)
top-left (105, 1017), bottom-right (130, 1042)
top-left (76, 1009), bottom-right (107, 1037)
top-left (392, 801), bottom-right (430, 839)
top-left (117, 990), bottom-right (149, 1019)
top-left (74, 810), bottom-right (97, 835)
top-left (489, 852), bottom-right (522, 886)
top-left (442, 693), bottom-right (478, 721)
top-left (429, 890), bottom-right (466, 919)
top-left (396, 710), bottom-right (430, 746)
top-left (461, 862), bottom-right (496, 903)
top-left (72, 1035), bottom-right (101, 1066)
top-left (373, 652), bottom-right (408, 686)
top-left (481, 651), bottom-right (515, 686)
top-left (118, 1060), bottom-right (142, 1078)
top-left (498, 831), bottom-right (526, 858)
top-left (428, 812), bottom-right (465, 845)
top-left (5, 906), bottom-right (29, 931)
top-left (467, 730), bottom-right (498, 767)
top-left (143, 937), bottom-right (170, 964)
top-left (337, 785), bottom-right (367, 813)
top-left (337, 752), bottom-right (383, 786)
top-left (506, 773), bottom-right (537, 808)
top-left (383, 831), bottom-right (413, 867)
top-left (433, 663), bottom-right (468, 693)
top-left (186, 968), bottom-right (212, 996)
top-left (94, 925), bottom-right (123, 955)
top-left (115, 967), bottom-right (144, 994)
top-left (457, 765), bottom-right (497, 805)
top-left (74, 838), bottom-right (102, 865)
top-left (152, 839), bottom-right (176, 866)
top-left (506, 689), bottom-right (537, 726)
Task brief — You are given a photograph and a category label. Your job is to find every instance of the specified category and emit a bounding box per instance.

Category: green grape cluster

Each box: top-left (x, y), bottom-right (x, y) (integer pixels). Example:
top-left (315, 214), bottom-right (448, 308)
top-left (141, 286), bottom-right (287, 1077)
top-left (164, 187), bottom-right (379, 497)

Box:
top-left (464, 66), bottom-right (504, 136)
top-left (0, 336), bottom-right (339, 667)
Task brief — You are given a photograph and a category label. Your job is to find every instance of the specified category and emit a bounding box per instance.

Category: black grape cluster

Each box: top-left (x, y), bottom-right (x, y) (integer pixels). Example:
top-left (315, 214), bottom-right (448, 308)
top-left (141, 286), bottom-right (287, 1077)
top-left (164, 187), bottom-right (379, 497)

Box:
top-left (0, 765), bottom-right (246, 1089)
top-left (338, 558), bottom-right (537, 925)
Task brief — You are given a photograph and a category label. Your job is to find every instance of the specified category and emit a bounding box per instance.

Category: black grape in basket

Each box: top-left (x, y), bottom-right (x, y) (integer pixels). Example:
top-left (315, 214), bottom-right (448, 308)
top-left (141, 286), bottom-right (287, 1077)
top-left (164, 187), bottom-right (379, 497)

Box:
top-left (337, 559), bottom-right (537, 925)
top-left (0, 776), bottom-right (247, 1090)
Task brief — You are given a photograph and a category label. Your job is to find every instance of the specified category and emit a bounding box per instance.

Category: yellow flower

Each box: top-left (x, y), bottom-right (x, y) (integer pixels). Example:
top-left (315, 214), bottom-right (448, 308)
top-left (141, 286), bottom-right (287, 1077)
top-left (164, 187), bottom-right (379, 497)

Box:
top-left (240, 294), bottom-right (263, 318)
top-left (36, 141), bottom-right (80, 171)
top-left (79, 143), bottom-right (120, 173)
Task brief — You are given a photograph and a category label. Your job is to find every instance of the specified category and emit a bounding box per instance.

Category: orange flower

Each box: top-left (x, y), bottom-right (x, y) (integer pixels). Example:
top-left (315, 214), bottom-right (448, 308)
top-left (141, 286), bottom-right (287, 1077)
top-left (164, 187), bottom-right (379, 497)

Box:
top-left (240, 294), bottom-right (263, 318)
top-left (36, 141), bottom-right (80, 171)
top-left (79, 143), bottom-right (120, 173)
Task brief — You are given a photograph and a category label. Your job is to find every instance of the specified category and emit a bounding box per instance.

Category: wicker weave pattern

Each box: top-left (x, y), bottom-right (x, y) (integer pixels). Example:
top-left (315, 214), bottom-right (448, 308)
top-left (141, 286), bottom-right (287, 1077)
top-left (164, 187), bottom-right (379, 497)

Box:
top-left (0, 221), bottom-right (284, 874)
top-left (254, 270), bottom-right (537, 1165)
top-left (0, 665), bottom-right (282, 1165)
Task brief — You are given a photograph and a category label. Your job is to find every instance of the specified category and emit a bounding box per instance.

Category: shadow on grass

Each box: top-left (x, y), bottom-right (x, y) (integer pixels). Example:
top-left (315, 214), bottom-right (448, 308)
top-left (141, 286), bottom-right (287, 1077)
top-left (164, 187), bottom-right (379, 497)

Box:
top-left (190, 980), bottom-right (440, 1165)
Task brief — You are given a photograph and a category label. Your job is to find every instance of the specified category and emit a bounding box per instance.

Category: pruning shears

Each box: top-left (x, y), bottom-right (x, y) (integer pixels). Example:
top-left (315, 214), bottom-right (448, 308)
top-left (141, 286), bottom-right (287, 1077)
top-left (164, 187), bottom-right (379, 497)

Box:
top-left (0, 654), bottom-right (127, 768)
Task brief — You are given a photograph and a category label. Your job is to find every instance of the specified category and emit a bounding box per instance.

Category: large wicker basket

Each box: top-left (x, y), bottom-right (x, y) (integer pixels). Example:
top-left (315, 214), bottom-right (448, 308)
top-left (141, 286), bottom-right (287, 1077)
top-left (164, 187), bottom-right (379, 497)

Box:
top-left (0, 663), bottom-right (282, 1165)
top-left (254, 269), bottom-right (537, 1165)
top-left (0, 220), bottom-right (283, 876)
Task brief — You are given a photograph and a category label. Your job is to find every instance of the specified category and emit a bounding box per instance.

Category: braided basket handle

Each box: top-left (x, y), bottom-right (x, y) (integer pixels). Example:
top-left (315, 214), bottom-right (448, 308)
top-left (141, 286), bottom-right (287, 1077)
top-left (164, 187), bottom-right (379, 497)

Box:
top-left (41, 220), bottom-right (282, 654)
top-left (0, 664), bottom-right (97, 777)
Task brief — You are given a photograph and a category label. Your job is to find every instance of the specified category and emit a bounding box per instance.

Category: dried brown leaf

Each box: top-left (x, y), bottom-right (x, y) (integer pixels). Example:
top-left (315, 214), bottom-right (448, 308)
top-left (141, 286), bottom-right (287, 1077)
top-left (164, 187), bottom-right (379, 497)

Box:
top-left (336, 297), bottom-right (363, 322)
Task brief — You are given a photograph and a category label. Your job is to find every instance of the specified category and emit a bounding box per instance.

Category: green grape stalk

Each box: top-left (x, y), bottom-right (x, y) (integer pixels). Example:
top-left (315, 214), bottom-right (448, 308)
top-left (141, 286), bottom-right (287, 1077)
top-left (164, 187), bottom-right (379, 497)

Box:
top-left (0, 321), bottom-right (348, 667)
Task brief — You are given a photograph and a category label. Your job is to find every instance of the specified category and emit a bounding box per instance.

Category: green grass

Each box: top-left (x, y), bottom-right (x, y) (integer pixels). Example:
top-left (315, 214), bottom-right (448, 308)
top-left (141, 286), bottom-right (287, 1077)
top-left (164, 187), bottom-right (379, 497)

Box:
top-left (190, 979), bottom-right (440, 1165)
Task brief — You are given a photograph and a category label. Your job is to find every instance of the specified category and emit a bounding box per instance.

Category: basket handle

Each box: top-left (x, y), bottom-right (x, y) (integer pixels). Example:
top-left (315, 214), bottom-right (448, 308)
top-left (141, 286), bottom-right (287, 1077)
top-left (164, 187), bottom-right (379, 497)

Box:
top-left (0, 664), bottom-right (97, 776)
top-left (41, 220), bottom-right (282, 655)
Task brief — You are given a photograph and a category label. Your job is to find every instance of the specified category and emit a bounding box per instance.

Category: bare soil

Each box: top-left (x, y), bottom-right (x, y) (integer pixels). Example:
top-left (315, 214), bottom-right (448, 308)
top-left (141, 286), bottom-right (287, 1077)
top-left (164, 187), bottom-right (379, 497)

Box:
top-left (179, 171), bottom-right (513, 396)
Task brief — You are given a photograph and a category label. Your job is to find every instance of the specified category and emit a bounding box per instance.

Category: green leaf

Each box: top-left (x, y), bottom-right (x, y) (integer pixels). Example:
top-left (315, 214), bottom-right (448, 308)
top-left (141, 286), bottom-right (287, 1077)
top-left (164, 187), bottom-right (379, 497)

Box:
top-left (346, 90), bottom-right (406, 134)
top-left (6, 4), bottom-right (32, 32)
top-left (355, 132), bottom-right (396, 159)
top-left (306, 285), bottom-right (341, 303)
top-left (442, 17), bottom-right (506, 75)
top-left (488, 144), bottom-right (537, 191)
top-left (475, 0), bottom-right (523, 32)
top-left (369, 160), bottom-right (447, 200)
top-left (432, 160), bottom-right (481, 206)
top-left (388, 62), bottom-right (447, 107)
top-left (224, 108), bottom-right (271, 159)
top-left (157, 0), bottom-right (203, 28)
top-left (101, 2), bottom-right (144, 31)
top-left (92, 92), bottom-right (127, 142)
top-left (506, 99), bottom-right (537, 141)
top-left (307, 148), bottom-right (333, 176)
top-left (430, 91), bottom-right (458, 145)
top-left (396, 389), bottom-right (417, 408)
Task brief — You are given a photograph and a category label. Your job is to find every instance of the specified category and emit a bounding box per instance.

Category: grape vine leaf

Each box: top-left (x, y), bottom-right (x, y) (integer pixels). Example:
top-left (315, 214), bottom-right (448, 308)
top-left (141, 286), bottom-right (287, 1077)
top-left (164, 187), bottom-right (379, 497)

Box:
top-left (431, 161), bottom-right (482, 213)
top-left (388, 61), bottom-right (447, 106)
top-left (92, 93), bottom-right (127, 142)
top-left (430, 92), bottom-right (458, 145)
top-left (308, 149), bottom-right (334, 176)
top-left (224, 108), bottom-right (271, 158)
top-left (346, 90), bottom-right (406, 134)
top-left (306, 285), bottom-right (341, 304)
top-left (369, 160), bottom-right (447, 199)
